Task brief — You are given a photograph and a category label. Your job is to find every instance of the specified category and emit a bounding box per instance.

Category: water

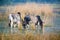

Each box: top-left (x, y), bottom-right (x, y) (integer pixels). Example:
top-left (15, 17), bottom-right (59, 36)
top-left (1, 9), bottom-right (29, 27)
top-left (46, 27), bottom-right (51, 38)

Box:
top-left (0, 19), bottom-right (60, 34)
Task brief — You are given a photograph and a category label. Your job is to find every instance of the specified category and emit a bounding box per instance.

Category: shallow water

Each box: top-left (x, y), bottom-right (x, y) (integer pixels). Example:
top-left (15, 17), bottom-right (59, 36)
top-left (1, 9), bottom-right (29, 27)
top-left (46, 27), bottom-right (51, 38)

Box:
top-left (0, 21), bottom-right (60, 34)
top-left (0, 14), bottom-right (60, 34)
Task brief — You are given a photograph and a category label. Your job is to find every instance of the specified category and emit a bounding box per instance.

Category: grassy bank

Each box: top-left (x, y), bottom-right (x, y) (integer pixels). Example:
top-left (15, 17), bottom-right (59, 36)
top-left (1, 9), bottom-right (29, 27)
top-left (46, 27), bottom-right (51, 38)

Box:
top-left (0, 33), bottom-right (60, 40)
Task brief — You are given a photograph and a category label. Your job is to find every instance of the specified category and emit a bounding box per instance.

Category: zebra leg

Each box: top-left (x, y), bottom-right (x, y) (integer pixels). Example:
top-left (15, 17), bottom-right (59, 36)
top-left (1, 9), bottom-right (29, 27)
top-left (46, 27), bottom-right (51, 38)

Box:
top-left (9, 20), bottom-right (11, 27)
top-left (9, 22), bottom-right (11, 27)
top-left (27, 24), bottom-right (29, 29)
top-left (40, 23), bottom-right (43, 30)
top-left (35, 21), bottom-right (38, 29)
top-left (22, 23), bottom-right (26, 29)
top-left (40, 23), bottom-right (44, 34)
top-left (11, 21), bottom-right (13, 28)
top-left (14, 24), bottom-right (17, 28)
